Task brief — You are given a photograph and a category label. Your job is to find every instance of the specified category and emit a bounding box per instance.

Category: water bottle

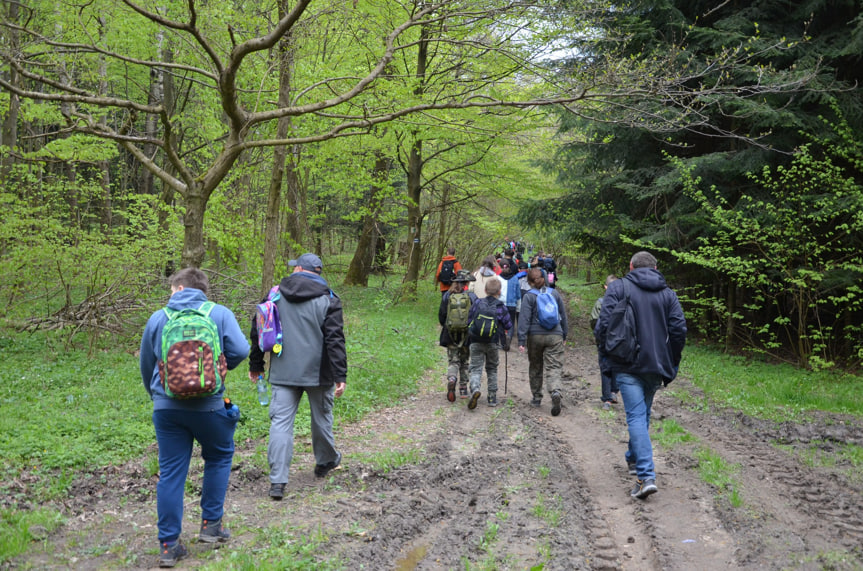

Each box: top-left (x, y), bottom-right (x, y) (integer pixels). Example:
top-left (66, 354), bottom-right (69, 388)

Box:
top-left (256, 375), bottom-right (270, 406)
top-left (223, 398), bottom-right (240, 420)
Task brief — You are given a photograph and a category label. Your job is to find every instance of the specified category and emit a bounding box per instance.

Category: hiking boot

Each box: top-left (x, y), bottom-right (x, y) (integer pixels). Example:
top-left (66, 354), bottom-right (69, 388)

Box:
top-left (459, 385), bottom-right (469, 399)
top-left (468, 390), bottom-right (481, 410)
top-left (269, 483), bottom-right (285, 500)
top-left (631, 478), bottom-right (658, 499)
top-left (314, 452), bottom-right (342, 478)
top-left (530, 397), bottom-right (542, 407)
top-left (627, 460), bottom-right (637, 476)
top-left (487, 392), bottom-right (498, 407)
top-left (446, 376), bottom-right (457, 403)
top-left (199, 518), bottom-right (230, 543)
top-left (159, 540), bottom-right (188, 568)
top-left (551, 391), bottom-right (562, 416)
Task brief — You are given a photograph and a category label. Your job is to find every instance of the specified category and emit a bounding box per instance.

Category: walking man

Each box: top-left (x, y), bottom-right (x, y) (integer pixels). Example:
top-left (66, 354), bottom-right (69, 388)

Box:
top-left (249, 253), bottom-right (347, 500)
top-left (595, 251), bottom-right (687, 499)
top-left (140, 268), bottom-right (250, 567)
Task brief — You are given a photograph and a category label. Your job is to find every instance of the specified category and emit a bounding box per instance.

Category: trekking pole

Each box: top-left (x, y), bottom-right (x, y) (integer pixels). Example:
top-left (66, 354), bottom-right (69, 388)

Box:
top-left (504, 343), bottom-right (508, 395)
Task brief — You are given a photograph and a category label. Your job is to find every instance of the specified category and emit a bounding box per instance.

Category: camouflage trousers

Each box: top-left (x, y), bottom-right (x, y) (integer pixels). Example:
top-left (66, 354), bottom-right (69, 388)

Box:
top-left (446, 343), bottom-right (470, 387)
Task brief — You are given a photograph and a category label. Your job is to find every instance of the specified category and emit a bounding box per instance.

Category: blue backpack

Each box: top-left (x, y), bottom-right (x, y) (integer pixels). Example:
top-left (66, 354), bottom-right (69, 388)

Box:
top-left (530, 288), bottom-right (560, 329)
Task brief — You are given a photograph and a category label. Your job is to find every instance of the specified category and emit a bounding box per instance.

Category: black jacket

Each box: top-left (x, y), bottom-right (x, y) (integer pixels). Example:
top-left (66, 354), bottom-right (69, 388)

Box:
top-left (594, 267), bottom-right (687, 382)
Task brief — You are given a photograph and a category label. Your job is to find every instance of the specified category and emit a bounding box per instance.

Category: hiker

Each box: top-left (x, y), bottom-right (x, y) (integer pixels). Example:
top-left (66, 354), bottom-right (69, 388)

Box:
top-left (139, 267), bottom-right (250, 568)
top-left (517, 267), bottom-right (568, 417)
top-left (469, 255), bottom-right (505, 299)
top-left (439, 270), bottom-right (478, 401)
top-left (499, 248), bottom-right (518, 279)
top-left (590, 274), bottom-right (620, 410)
top-left (248, 253), bottom-right (347, 501)
top-left (594, 251), bottom-right (687, 500)
top-left (434, 247), bottom-right (462, 295)
top-left (502, 262), bottom-right (524, 350)
top-left (466, 278), bottom-right (513, 409)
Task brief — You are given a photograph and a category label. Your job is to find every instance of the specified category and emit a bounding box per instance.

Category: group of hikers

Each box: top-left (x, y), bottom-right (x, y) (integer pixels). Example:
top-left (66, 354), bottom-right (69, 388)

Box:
top-left (137, 244), bottom-right (685, 567)
top-left (435, 246), bottom-right (687, 501)
top-left (139, 254), bottom-right (346, 567)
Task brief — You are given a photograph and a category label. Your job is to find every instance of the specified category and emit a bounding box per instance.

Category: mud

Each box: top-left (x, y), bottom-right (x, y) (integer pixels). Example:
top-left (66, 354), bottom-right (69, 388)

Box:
top-left (8, 330), bottom-right (863, 569)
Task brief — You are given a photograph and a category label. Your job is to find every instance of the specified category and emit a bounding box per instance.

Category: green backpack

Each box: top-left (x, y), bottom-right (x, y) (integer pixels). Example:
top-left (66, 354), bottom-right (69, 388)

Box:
top-left (445, 292), bottom-right (472, 345)
top-left (158, 302), bottom-right (227, 399)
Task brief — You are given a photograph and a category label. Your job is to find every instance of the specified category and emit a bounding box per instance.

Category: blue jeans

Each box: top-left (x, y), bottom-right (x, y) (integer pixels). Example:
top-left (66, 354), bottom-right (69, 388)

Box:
top-left (153, 406), bottom-right (238, 543)
top-left (616, 372), bottom-right (663, 480)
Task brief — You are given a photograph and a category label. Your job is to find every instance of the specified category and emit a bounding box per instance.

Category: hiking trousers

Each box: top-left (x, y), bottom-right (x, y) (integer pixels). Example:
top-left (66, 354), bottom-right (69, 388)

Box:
top-left (468, 341), bottom-right (500, 395)
top-left (268, 384), bottom-right (339, 485)
top-left (526, 334), bottom-right (564, 400)
top-left (446, 343), bottom-right (470, 386)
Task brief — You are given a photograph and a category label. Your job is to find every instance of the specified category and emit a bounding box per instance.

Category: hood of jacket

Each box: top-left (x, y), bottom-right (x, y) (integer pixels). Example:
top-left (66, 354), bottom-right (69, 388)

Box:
top-left (280, 271), bottom-right (331, 302)
top-left (166, 287), bottom-right (208, 310)
top-left (626, 267), bottom-right (668, 292)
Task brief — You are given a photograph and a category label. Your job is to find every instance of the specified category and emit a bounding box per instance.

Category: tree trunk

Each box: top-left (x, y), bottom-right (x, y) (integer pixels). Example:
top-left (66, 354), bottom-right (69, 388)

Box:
top-left (262, 13), bottom-right (295, 292)
top-left (181, 185), bottom-right (207, 268)
top-left (0, 0), bottom-right (19, 175)
top-left (344, 154), bottom-right (388, 286)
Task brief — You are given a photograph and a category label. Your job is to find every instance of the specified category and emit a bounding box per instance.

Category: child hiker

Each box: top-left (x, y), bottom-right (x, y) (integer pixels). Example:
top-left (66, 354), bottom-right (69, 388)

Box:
top-left (466, 277), bottom-right (513, 409)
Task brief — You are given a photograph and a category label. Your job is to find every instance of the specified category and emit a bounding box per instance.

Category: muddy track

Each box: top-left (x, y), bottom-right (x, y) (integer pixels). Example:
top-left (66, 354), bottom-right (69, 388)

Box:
top-left (8, 340), bottom-right (863, 570)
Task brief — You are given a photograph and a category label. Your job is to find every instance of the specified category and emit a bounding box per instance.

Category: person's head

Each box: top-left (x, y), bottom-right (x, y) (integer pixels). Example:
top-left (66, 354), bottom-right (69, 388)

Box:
top-left (630, 251), bottom-right (657, 270)
top-left (527, 267), bottom-right (545, 288)
top-left (447, 246), bottom-right (455, 256)
top-left (518, 261), bottom-right (528, 270)
top-left (451, 269), bottom-right (476, 292)
top-left (170, 267), bottom-right (209, 296)
top-left (504, 248), bottom-right (514, 258)
top-left (481, 255), bottom-right (497, 270)
top-left (604, 274), bottom-right (618, 290)
top-left (485, 277), bottom-right (502, 298)
top-left (289, 253), bottom-right (323, 274)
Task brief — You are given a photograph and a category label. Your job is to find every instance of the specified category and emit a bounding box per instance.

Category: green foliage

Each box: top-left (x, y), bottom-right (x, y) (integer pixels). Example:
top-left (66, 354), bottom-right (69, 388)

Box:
top-left (694, 447), bottom-right (743, 508)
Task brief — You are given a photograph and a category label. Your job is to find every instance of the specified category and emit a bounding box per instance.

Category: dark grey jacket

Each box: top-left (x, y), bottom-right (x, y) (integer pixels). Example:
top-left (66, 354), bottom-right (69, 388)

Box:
top-left (250, 272), bottom-right (347, 387)
top-left (517, 287), bottom-right (568, 346)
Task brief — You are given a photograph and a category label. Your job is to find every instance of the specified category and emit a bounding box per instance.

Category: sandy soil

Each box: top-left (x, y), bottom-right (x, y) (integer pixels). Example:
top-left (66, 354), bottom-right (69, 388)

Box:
top-left (9, 316), bottom-right (863, 570)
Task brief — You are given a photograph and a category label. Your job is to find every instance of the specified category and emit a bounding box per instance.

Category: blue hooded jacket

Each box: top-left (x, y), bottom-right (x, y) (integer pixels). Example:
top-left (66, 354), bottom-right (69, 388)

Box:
top-left (594, 267), bottom-right (687, 382)
top-left (140, 287), bottom-right (250, 411)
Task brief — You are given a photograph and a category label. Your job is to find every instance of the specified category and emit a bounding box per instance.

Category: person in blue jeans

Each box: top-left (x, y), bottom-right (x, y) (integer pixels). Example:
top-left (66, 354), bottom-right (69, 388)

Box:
top-left (140, 268), bottom-right (250, 567)
top-left (594, 251), bottom-right (686, 499)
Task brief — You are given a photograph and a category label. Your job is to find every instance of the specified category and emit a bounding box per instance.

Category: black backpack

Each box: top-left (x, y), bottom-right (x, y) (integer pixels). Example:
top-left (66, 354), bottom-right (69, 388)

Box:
top-left (439, 259), bottom-right (457, 285)
top-left (469, 298), bottom-right (498, 342)
top-left (603, 280), bottom-right (640, 364)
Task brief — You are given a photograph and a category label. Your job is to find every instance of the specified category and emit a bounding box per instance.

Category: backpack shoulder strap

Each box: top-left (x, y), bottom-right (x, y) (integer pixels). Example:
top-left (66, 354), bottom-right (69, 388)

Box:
top-left (198, 301), bottom-right (216, 317)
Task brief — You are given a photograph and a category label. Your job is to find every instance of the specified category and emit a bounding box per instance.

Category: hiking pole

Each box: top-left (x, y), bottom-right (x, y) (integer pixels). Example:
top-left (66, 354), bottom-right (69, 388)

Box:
top-left (504, 342), bottom-right (508, 395)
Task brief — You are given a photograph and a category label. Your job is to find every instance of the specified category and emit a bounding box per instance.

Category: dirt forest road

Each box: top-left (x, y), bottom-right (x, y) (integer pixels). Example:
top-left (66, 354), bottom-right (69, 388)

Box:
top-left (15, 323), bottom-right (863, 569)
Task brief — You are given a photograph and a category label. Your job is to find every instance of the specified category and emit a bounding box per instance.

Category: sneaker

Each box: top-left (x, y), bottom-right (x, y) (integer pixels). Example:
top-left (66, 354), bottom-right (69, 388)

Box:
top-left (627, 460), bottom-right (637, 475)
top-left (602, 402), bottom-right (612, 411)
top-left (530, 398), bottom-right (542, 407)
top-left (159, 540), bottom-right (188, 568)
top-left (269, 483), bottom-right (285, 500)
top-left (468, 390), bottom-right (481, 410)
top-left (630, 478), bottom-right (658, 499)
top-left (459, 385), bottom-right (469, 399)
top-left (314, 452), bottom-right (342, 478)
top-left (487, 393), bottom-right (498, 407)
top-left (446, 376), bottom-right (457, 403)
top-left (551, 391), bottom-right (562, 416)
top-left (199, 518), bottom-right (230, 543)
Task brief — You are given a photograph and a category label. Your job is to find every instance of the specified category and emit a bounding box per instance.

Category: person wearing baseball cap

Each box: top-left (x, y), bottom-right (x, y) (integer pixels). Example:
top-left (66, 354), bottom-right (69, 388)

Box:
top-left (248, 253), bottom-right (346, 499)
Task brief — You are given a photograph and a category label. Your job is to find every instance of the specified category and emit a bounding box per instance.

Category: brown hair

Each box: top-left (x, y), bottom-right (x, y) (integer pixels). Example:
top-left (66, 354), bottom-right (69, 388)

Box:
top-left (527, 267), bottom-right (545, 288)
top-left (485, 278), bottom-right (502, 297)
top-left (171, 267), bottom-right (209, 295)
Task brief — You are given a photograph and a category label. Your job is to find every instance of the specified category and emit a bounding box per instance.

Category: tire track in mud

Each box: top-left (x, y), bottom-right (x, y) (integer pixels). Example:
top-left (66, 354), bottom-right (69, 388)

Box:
top-left (668, 386), bottom-right (863, 569)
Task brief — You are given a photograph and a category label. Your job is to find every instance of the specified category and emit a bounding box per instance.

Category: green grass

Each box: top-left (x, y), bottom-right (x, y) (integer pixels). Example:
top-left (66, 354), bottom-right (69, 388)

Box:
top-left (652, 419), bottom-right (697, 448)
top-left (681, 343), bottom-right (863, 420)
top-left (0, 507), bottom-right (65, 562)
top-left (694, 447), bottom-right (743, 507)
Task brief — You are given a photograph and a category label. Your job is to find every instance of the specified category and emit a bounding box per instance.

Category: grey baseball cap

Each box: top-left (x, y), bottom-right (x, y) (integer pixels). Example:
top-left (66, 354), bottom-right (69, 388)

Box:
top-left (288, 253), bottom-right (323, 273)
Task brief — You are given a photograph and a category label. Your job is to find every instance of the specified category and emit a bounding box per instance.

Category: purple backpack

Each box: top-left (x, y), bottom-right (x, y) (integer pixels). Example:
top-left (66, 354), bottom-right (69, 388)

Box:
top-left (255, 286), bottom-right (283, 355)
